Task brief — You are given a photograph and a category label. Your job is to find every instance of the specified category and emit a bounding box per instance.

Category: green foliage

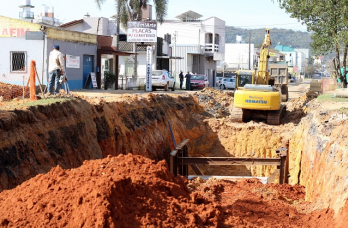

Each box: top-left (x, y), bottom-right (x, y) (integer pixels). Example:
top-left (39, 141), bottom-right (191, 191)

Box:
top-left (317, 94), bottom-right (348, 103)
top-left (225, 27), bottom-right (312, 49)
top-left (104, 71), bottom-right (116, 89)
top-left (276, 0), bottom-right (348, 88)
top-left (95, 0), bottom-right (168, 28)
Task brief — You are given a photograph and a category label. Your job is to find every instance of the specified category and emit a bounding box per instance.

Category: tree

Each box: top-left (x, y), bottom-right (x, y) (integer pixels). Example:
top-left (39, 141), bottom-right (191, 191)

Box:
top-left (95, 0), bottom-right (168, 28)
top-left (276, 0), bottom-right (348, 88)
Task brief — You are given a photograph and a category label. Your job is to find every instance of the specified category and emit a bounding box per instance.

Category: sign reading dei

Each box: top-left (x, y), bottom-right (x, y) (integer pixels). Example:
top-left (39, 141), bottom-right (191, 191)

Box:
top-left (127, 21), bottom-right (157, 43)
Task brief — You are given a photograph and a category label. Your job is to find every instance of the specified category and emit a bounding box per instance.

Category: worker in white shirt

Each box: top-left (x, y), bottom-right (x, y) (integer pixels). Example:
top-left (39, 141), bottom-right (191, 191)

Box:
top-left (47, 44), bottom-right (65, 95)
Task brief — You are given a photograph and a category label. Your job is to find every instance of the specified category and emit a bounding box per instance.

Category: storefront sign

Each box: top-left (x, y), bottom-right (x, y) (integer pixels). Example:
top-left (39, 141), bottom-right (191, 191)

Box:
top-left (25, 31), bottom-right (44, 40)
top-left (127, 21), bottom-right (157, 42)
top-left (145, 46), bottom-right (152, 91)
top-left (91, 72), bottom-right (98, 88)
top-left (66, 54), bottom-right (80, 68)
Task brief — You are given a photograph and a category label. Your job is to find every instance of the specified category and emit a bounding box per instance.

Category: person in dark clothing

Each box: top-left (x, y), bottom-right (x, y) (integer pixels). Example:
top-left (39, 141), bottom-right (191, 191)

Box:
top-left (185, 71), bottom-right (191, 90)
top-left (179, 71), bottom-right (184, 89)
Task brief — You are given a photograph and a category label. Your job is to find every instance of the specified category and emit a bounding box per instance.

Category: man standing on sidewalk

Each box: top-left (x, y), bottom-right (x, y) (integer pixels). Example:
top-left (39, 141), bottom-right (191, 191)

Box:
top-left (185, 71), bottom-right (191, 90)
top-left (179, 71), bottom-right (184, 90)
top-left (47, 44), bottom-right (65, 95)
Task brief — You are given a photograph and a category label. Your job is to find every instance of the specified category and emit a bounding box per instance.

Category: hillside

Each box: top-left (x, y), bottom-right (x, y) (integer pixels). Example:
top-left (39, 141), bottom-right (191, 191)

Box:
top-left (226, 27), bottom-right (312, 49)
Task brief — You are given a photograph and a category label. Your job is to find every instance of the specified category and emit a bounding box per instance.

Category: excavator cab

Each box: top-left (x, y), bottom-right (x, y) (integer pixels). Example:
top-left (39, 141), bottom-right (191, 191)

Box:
top-left (236, 70), bottom-right (254, 89)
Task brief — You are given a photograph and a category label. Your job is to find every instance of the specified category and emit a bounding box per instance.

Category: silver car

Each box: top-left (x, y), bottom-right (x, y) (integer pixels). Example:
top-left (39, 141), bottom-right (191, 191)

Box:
top-left (150, 70), bottom-right (175, 91)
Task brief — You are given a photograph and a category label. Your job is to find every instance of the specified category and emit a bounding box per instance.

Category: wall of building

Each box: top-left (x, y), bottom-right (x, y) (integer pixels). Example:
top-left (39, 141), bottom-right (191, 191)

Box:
top-left (63, 23), bottom-right (84, 33)
top-left (80, 17), bottom-right (109, 35)
top-left (0, 36), bottom-right (44, 85)
top-left (297, 52), bottom-right (306, 74)
top-left (294, 48), bottom-right (309, 59)
top-left (46, 27), bottom-right (97, 44)
top-left (284, 51), bottom-right (297, 68)
top-left (202, 17), bottom-right (226, 54)
top-left (224, 43), bottom-right (254, 71)
top-left (0, 15), bottom-right (41, 37)
top-left (118, 51), bottom-right (156, 88)
top-left (46, 39), bottom-right (97, 90)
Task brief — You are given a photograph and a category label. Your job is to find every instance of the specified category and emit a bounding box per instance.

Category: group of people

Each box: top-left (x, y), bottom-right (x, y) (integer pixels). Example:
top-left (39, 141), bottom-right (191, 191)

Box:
top-left (179, 71), bottom-right (192, 90)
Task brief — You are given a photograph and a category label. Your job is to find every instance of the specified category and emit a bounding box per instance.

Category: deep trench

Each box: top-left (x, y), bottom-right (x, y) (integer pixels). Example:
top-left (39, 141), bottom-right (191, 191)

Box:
top-left (0, 92), bottom-right (347, 214)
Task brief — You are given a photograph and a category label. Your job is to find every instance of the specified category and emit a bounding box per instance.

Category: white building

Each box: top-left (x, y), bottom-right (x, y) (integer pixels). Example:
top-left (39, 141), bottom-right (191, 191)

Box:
top-left (33, 5), bottom-right (61, 26)
top-left (296, 51), bottom-right (306, 74)
top-left (157, 10), bottom-right (226, 87)
top-left (223, 43), bottom-right (255, 71)
top-left (19, 0), bottom-right (34, 22)
top-left (294, 48), bottom-right (309, 59)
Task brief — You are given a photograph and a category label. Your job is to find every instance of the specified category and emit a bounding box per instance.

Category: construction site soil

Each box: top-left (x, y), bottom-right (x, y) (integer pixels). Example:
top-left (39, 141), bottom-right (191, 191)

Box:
top-left (0, 86), bottom-right (348, 227)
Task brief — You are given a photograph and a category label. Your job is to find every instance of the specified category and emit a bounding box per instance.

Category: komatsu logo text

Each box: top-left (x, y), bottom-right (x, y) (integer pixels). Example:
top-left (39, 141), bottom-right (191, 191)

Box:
top-left (245, 96), bottom-right (267, 104)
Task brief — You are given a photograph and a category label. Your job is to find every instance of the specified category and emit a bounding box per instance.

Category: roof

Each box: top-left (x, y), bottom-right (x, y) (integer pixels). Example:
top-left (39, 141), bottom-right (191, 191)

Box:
top-left (157, 56), bottom-right (183, 59)
top-left (98, 46), bottom-right (137, 56)
top-left (59, 19), bottom-right (84, 28)
top-left (175, 10), bottom-right (202, 21)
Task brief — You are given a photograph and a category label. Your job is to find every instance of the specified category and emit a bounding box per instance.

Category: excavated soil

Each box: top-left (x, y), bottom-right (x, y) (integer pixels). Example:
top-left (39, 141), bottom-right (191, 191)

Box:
top-left (0, 154), bottom-right (341, 227)
top-left (1, 84), bottom-right (348, 227)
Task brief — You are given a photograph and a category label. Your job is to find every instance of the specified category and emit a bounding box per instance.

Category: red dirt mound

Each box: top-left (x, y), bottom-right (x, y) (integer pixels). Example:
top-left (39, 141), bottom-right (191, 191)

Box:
top-left (0, 154), bottom-right (343, 228)
top-left (0, 82), bottom-right (29, 101)
top-left (0, 154), bottom-right (220, 228)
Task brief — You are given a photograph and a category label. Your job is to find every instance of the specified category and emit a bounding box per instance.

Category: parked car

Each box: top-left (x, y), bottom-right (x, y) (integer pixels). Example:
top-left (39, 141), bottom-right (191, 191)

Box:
top-left (150, 70), bottom-right (175, 91)
top-left (219, 77), bottom-right (236, 90)
top-left (190, 74), bottom-right (209, 90)
top-left (216, 77), bottom-right (223, 87)
top-left (216, 74), bottom-right (236, 87)
top-left (290, 77), bottom-right (295, 83)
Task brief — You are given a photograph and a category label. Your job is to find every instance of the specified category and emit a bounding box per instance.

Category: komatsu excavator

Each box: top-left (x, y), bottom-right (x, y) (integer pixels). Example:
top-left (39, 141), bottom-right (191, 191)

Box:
top-left (231, 29), bottom-right (286, 125)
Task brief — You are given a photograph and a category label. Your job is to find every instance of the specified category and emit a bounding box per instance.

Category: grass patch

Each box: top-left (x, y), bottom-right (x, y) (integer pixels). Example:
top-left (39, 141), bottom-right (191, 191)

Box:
top-left (317, 94), bottom-right (348, 103)
top-left (0, 97), bottom-right (73, 110)
top-left (337, 107), bottom-right (348, 114)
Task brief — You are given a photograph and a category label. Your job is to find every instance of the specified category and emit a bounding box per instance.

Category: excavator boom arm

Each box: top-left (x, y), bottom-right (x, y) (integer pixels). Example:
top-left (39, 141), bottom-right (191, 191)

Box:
top-left (256, 29), bottom-right (271, 85)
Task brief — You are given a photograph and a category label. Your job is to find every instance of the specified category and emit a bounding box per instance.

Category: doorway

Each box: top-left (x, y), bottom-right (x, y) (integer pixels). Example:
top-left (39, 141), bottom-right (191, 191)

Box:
top-left (83, 55), bottom-right (94, 88)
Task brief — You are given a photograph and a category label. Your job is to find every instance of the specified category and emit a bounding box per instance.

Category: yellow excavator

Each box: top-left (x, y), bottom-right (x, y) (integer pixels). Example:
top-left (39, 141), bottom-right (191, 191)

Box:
top-left (231, 29), bottom-right (286, 125)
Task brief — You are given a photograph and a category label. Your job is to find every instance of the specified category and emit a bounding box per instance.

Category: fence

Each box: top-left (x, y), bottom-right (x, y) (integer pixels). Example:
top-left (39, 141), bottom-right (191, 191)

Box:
top-left (117, 75), bottom-right (145, 90)
top-left (310, 77), bottom-right (338, 94)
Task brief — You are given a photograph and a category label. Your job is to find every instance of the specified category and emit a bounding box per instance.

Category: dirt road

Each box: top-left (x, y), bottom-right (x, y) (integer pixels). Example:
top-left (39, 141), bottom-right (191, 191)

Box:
top-left (73, 82), bottom-right (311, 100)
top-left (288, 82), bottom-right (310, 100)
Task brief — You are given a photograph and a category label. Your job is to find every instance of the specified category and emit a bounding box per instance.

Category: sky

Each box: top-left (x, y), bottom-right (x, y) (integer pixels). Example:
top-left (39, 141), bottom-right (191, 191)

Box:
top-left (0, 0), bottom-right (307, 32)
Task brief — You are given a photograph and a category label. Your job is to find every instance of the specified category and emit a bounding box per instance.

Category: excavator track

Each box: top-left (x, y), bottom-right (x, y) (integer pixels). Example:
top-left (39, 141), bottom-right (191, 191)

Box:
top-left (231, 107), bottom-right (244, 123)
top-left (267, 105), bottom-right (286, 125)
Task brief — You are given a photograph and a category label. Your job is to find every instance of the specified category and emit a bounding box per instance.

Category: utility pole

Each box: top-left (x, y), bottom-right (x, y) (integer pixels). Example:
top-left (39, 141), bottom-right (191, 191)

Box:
top-left (133, 42), bottom-right (137, 83)
top-left (248, 30), bottom-right (251, 70)
top-left (115, 0), bottom-right (121, 89)
top-left (116, 0), bottom-right (120, 51)
top-left (173, 31), bottom-right (177, 76)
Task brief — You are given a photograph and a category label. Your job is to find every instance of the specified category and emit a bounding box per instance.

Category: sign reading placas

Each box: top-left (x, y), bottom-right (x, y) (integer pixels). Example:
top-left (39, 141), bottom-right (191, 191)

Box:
top-left (66, 55), bottom-right (80, 68)
top-left (127, 21), bottom-right (157, 42)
